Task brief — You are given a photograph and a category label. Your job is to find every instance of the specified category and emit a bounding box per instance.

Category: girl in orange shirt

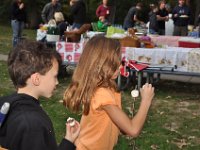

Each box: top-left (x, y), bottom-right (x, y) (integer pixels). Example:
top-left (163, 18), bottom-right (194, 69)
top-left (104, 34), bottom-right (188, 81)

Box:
top-left (64, 35), bottom-right (154, 150)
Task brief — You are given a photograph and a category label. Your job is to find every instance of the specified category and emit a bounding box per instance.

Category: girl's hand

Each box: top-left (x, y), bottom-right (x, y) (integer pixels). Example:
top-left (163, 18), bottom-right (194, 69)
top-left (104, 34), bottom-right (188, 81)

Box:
top-left (140, 83), bottom-right (154, 106)
top-left (65, 120), bottom-right (80, 143)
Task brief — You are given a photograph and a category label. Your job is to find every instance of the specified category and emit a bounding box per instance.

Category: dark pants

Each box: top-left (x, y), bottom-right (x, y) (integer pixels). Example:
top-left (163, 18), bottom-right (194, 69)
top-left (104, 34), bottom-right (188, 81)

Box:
top-left (173, 26), bottom-right (188, 36)
top-left (158, 29), bottom-right (165, 35)
top-left (72, 23), bottom-right (83, 29)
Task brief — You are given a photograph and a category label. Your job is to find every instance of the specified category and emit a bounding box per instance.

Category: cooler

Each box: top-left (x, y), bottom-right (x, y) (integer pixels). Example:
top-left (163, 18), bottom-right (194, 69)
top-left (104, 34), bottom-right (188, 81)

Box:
top-left (178, 37), bottom-right (200, 48)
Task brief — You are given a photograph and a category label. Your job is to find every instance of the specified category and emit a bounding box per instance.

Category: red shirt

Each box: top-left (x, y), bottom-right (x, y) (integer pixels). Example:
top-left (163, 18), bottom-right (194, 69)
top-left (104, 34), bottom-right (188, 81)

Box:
top-left (96, 4), bottom-right (110, 19)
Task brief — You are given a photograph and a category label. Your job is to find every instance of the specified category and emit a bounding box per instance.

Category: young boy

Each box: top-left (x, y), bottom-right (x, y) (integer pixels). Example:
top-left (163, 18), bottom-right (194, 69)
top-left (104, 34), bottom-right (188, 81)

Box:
top-left (0, 40), bottom-right (80, 150)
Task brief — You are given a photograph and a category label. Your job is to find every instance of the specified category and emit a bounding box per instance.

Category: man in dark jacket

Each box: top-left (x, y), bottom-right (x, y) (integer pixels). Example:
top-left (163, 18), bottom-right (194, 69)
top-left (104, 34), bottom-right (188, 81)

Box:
top-left (41, 0), bottom-right (62, 24)
top-left (172, 0), bottom-right (190, 36)
top-left (0, 40), bottom-right (80, 150)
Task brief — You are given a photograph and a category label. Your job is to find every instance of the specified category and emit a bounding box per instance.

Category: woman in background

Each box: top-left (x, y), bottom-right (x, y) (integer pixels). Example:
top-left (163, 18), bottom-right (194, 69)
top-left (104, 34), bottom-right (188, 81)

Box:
top-left (11, 0), bottom-right (26, 47)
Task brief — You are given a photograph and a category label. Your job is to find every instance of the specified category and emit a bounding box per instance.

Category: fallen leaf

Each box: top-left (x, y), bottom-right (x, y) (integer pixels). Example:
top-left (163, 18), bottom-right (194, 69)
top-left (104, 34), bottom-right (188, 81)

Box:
top-left (166, 139), bottom-right (169, 143)
top-left (165, 96), bottom-right (172, 99)
top-left (188, 136), bottom-right (195, 140)
top-left (172, 138), bottom-right (190, 149)
top-left (150, 144), bottom-right (159, 150)
top-left (59, 100), bottom-right (63, 103)
top-left (159, 111), bottom-right (164, 115)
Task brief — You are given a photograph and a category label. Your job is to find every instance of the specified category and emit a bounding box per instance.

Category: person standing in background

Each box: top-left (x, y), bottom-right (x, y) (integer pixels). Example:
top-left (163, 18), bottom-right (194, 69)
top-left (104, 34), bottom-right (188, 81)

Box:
top-left (123, 3), bottom-right (144, 30)
top-left (172, 0), bottom-right (190, 36)
top-left (96, 0), bottom-right (110, 24)
top-left (198, 14), bottom-right (200, 26)
top-left (69, 0), bottom-right (86, 29)
top-left (11, 0), bottom-right (26, 47)
top-left (41, 0), bottom-right (61, 24)
top-left (54, 12), bottom-right (69, 40)
top-left (149, 4), bottom-right (159, 34)
top-left (156, 0), bottom-right (169, 35)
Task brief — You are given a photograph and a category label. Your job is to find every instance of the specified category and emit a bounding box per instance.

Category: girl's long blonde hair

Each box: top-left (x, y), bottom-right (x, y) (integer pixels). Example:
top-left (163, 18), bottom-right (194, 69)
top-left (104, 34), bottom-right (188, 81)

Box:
top-left (63, 35), bottom-right (121, 115)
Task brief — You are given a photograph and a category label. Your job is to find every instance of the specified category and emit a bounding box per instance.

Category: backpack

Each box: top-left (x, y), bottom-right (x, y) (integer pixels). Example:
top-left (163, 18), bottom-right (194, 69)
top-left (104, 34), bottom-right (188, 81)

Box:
top-left (0, 95), bottom-right (19, 128)
top-left (0, 102), bottom-right (10, 128)
top-left (0, 94), bottom-right (23, 149)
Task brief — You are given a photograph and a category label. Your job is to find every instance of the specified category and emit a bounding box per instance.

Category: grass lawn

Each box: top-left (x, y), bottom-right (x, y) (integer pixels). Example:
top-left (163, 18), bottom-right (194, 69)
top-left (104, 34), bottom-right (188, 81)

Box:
top-left (0, 24), bottom-right (36, 55)
top-left (0, 24), bottom-right (200, 149)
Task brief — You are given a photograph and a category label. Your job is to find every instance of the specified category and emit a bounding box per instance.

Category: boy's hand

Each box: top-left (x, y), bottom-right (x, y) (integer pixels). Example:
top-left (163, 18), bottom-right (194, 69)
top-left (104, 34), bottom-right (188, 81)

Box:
top-left (65, 120), bottom-right (80, 143)
top-left (99, 16), bottom-right (105, 22)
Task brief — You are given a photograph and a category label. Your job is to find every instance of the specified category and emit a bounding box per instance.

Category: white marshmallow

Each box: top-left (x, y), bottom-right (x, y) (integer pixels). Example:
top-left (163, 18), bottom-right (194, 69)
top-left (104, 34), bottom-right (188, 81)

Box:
top-left (67, 117), bottom-right (75, 127)
top-left (131, 89), bottom-right (139, 98)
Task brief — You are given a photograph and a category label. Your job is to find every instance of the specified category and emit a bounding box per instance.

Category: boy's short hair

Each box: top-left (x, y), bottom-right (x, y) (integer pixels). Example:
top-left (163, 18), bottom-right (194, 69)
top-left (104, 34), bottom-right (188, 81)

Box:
top-left (7, 40), bottom-right (62, 88)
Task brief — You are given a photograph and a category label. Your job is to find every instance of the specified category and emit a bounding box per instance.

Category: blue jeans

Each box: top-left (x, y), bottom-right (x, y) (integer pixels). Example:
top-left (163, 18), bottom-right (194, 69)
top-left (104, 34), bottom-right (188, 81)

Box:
top-left (149, 29), bottom-right (158, 34)
top-left (11, 20), bottom-right (24, 47)
top-left (72, 23), bottom-right (82, 29)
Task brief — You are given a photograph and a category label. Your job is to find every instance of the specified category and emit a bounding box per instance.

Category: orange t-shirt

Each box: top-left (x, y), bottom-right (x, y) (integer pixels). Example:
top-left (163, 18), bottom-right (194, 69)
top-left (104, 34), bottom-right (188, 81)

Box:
top-left (75, 88), bottom-right (121, 150)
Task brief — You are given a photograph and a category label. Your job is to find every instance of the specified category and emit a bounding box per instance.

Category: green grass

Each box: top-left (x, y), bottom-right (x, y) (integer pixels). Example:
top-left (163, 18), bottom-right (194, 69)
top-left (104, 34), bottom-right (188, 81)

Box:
top-left (0, 61), bottom-right (14, 95)
top-left (0, 24), bottom-right (200, 149)
top-left (0, 24), bottom-right (36, 54)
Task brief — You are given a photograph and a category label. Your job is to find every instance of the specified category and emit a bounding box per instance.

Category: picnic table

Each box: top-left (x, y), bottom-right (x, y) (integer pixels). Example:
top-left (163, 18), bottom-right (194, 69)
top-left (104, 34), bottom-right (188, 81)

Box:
top-left (56, 41), bottom-right (200, 88)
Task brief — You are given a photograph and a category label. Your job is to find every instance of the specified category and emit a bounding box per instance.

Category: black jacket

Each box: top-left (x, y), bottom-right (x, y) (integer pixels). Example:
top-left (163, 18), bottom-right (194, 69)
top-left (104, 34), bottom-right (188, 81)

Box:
top-left (11, 1), bottom-right (26, 22)
top-left (156, 8), bottom-right (168, 30)
top-left (0, 93), bottom-right (75, 150)
top-left (172, 5), bottom-right (190, 26)
top-left (149, 11), bottom-right (158, 31)
top-left (70, 0), bottom-right (86, 24)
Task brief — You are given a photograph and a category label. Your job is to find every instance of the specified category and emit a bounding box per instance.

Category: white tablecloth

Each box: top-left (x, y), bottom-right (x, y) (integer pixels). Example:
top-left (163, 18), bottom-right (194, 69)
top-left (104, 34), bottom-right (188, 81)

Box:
top-left (56, 42), bottom-right (200, 73)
